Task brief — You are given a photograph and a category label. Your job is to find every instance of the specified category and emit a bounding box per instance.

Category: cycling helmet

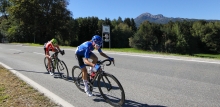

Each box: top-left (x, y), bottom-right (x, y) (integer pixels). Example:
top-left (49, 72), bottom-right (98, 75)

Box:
top-left (51, 38), bottom-right (58, 45)
top-left (92, 35), bottom-right (102, 46)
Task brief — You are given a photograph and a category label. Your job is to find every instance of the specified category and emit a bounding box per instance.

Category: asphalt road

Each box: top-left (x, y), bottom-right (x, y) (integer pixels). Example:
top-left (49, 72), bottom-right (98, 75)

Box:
top-left (0, 43), bottom-right (220, 107)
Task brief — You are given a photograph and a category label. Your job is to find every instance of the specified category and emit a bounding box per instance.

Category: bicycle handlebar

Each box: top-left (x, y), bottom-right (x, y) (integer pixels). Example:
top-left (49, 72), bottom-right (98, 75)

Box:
top-left (52, 50), bottom-right (65, 55)
top-left (51, 50), bottom-right (65, 59)
top-left (97, 59), bottom-right (115, 66)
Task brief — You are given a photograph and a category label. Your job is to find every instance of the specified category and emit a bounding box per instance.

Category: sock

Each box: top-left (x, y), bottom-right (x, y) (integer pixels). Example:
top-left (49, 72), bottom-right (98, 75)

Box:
top-left (83, 80), bottom-right (88, 91)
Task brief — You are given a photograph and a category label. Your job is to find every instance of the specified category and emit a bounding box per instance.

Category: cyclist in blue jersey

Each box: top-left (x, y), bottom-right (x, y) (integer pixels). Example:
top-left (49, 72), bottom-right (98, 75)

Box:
top-left (75, 35), bottom-right (114, 96)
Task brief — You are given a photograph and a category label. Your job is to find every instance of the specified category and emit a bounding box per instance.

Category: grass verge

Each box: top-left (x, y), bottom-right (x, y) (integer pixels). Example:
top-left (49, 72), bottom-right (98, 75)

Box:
top-left (0, 65), bottom-right (58, 107)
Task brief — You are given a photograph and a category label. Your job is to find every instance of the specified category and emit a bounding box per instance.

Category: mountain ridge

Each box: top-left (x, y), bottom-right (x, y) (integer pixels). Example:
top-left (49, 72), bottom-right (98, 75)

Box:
top-left (134, 12), bottom-right (219, 26)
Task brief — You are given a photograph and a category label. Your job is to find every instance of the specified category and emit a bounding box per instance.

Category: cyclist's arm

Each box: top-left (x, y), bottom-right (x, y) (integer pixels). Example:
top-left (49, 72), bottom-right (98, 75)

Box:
top-left (84, 58), bottom-right (95, 67)
top-left (55, 45), bottom-right (61, 51)
top-left (99, 51), bottom-right (110, 59)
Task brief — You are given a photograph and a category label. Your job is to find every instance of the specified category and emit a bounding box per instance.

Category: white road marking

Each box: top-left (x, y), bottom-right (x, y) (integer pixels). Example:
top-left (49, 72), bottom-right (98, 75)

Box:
top-left (0, 62), bottom-right (75, 107)
top-left (33, 52), bottom-right (44, 55)
top-left (106, 52), bottom-right (220, 64)
top-left (9, 49), bottom-right (22, 51)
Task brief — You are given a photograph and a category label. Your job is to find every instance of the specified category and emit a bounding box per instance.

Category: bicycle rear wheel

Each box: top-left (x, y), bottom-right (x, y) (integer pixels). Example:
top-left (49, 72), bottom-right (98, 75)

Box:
top-left (72, 66), bottom-right (85, 92)
top-left (97, 72), bottom-right (125, 107)
top-left (57, 60), bottom-right (69, 80)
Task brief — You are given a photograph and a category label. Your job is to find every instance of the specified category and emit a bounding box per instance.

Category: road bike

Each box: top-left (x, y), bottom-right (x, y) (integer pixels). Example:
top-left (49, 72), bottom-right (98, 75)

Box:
top-left (72, 59), bottom-right (125, 107)
top-left (44, 50), bottom-right (69, 79)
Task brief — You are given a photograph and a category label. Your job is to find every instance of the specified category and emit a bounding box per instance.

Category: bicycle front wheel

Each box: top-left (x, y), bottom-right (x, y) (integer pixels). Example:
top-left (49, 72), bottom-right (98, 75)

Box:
top-left (57, 60), bottom-right (69, 80)
top-left (72, 66), bottom-right (84, 92)
top-left (44, 57), bottom-right (54, 73)
top-left (97, 72), bottom-right (125, 107)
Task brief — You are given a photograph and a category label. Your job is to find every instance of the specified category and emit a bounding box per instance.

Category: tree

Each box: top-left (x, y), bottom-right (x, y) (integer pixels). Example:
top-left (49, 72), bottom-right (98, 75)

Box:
top-left (7, 0), bottom-right (71, 44)
top-left (111, 23), bottom-right (133, 48)
top-left (124, 18), bottom-right (137, 32)
top-left (191, 20), bottom-right (207, 53)
top-left (160, 21), bottom-right (176, 52)
top-left (200, 22), bottom-right (220, 53)
top-left (117, 17), bottom-right (123, 24)
top-left (129, 21), bottom-right (158, 50)
top-left (0, 0), bottom-right (10, 19)
top-left (130, 18), bottom-right (137, 32)
top-left (171, 21), bottom-right (192, 54)
top-left (124, 18), bottom-right (131, 27)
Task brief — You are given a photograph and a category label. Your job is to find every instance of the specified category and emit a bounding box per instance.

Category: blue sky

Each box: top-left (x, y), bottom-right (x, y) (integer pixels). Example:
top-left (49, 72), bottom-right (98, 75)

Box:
top-left (67, 0), bottom-right (220, 20)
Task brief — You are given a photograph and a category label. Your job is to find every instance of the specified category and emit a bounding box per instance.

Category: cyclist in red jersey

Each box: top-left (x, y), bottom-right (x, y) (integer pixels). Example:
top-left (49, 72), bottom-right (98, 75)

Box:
top-left (44, 38), bottom-right (64, 75)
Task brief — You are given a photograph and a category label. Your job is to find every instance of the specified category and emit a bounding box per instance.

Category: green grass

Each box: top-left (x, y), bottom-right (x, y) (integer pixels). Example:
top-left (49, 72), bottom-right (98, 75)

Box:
top-left (103, 48), bottom-right (154, 53)
top-left (11, 43), bottom-right (220, 60)
top-left (193, 53), bottom-right (220, 59)
top-left (0, 65), bottom-right (58, 106)
top-left (102, 48), bottom-right (190, 56)
top-left (0, 86), bottom-right (9, 102)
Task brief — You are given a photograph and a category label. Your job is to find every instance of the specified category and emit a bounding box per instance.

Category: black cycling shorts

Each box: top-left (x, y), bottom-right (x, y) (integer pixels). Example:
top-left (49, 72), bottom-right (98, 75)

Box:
top-left (75, 52), bottom-right (94, 68)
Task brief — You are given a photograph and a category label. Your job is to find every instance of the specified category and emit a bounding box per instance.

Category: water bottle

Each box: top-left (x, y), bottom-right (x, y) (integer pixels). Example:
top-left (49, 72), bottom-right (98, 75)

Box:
top-left (92, 67), bottom-right (97, 72)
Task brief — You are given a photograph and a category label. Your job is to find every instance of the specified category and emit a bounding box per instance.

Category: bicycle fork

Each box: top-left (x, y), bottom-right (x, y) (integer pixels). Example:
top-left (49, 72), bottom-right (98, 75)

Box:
top-left (101, 74), bottom-right (112, 91)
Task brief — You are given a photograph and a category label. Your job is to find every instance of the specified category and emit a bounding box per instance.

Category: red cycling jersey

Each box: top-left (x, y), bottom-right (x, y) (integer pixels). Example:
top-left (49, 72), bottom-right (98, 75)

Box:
top-left (45, 41), bottom-right (55, 52)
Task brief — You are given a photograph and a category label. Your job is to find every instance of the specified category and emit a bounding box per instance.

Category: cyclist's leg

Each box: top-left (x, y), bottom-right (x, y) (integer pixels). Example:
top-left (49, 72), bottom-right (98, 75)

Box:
top-left (81, 67), bottom-right (88, 89)
top-left (45, 49), bottom-right (51, 70)
top-left (82, 66), bottom-right (92, 96)
top-left (76, 54), bottom-right (87, 80)
top-left (88, 52), bottom-right (98, 72)
top-left (76, 54), bottom-right (92, 96)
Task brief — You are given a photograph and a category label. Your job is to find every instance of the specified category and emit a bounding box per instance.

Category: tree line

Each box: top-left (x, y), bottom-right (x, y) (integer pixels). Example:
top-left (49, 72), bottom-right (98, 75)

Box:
top-left (0, 0), bottom-right (220, 55)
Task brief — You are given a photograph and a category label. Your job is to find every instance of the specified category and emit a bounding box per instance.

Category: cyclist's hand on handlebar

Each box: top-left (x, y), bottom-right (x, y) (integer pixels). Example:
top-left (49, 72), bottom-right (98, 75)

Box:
top-left (108, 57), bottom-right (114, 61)
top-left (60, 50), bottom-right (65, 55)
top-left (108, 57), bottom-right (115, 66)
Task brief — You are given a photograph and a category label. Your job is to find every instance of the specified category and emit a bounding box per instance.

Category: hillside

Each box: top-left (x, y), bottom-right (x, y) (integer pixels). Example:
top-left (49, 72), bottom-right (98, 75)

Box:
top-left (134, 12), bottom-right (219, 26)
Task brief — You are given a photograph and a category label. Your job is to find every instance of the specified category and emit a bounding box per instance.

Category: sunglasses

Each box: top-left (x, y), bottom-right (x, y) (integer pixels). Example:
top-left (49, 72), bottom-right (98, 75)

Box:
top-left (95, 44), bottom-right (101, 48)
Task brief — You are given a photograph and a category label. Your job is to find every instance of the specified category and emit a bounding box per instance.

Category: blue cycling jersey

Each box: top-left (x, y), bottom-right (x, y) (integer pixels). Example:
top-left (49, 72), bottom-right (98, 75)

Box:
top-left (76, 41), bottom-right (102, 58)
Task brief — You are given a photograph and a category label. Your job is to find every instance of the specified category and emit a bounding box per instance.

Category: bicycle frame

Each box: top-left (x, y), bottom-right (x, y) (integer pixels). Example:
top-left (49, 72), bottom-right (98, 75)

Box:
top-left (51, 52), bottom-right (59, 60)
top-left (88, 68), bottom-right (102, 84)
top-left (86, 59), bottom-right (113, 89)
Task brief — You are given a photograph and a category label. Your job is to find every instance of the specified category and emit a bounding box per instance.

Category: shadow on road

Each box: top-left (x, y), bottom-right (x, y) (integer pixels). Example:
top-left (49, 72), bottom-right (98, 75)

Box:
top-left (123, 99), bottom-right (166, 107)
top-left (91, 91), bottom-right (166, 107)
top-left (12, 69), bottom-right (72, 81)
top-left (11, 69), bottom-right (65, 77)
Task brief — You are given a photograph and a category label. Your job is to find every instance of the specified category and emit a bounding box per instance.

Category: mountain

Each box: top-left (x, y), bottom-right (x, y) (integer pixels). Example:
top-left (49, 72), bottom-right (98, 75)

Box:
top-left (134, 12), bottom-right (219, 27)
